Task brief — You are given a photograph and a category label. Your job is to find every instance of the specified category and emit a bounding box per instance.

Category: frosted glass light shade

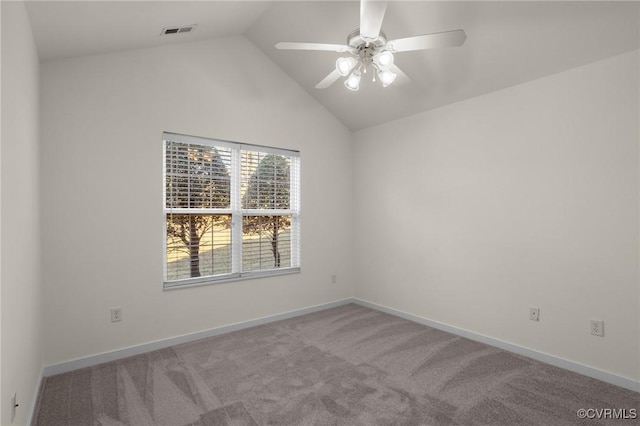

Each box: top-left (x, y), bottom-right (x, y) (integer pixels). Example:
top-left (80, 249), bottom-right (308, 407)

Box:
top-left (378, 69), bottom-right (397, 87)
top-left (373, 50), bottom-right (394, 71)
top-left (344, 70), bottom-right (362, 91)
top-left (336, 57), bottom-right (357, 76)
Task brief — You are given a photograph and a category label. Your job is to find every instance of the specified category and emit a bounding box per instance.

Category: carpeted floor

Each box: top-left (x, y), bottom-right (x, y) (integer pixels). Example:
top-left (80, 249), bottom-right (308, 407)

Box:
top-left (34, 303), bottom-right (638, 425)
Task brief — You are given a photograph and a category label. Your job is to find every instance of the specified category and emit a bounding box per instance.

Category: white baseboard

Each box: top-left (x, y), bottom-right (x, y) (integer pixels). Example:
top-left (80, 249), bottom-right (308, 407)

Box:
top-left (41, 296), bottom-right (639, 395)
top-left (42, 298), bottom-right (354, 377)
top-left (353, 297), bottom-right (640, 393)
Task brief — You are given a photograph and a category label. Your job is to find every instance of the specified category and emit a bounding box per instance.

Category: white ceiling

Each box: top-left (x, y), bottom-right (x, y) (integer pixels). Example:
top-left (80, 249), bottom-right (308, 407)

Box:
top-left (25, 1), bottom-right (272, 62)
top-left (25, 1), bottom-right (640, 131)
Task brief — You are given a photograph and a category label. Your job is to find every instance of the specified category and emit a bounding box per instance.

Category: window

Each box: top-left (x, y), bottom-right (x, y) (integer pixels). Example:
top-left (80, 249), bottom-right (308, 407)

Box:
top-left (163, 132), bottom-right (300, 288)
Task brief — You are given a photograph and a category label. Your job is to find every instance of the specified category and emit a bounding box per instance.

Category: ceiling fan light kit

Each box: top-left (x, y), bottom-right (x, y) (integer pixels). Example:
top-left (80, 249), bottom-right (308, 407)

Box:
top-left (336, 32), bottom-right (394, 90)
top-left (275, 0), bottom-right (467, 91)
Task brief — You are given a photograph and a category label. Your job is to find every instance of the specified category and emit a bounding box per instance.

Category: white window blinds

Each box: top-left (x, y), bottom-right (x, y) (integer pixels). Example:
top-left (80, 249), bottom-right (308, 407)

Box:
top-left (163, 132), bottom-right (300, 288)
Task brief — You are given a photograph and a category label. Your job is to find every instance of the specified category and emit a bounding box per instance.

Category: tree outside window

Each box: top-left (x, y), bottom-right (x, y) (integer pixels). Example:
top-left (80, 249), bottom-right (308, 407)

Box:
top-left (165, 143), bottom-right (230, 278)
top-left (242, 154), bottom-right (291, 268)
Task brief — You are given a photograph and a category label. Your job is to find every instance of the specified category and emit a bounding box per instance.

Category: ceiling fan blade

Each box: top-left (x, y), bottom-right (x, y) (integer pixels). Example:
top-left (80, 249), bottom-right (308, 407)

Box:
top-left (360, 0), bottom-right (387, 41)
top-left (315, 69), bottom-right (341, 89)
top-left (387, 29), bottom-right (467, 53)
top-left (390, 64), bottom-right (410, 86)
top-left (275, 42), bottom-right (351, 53)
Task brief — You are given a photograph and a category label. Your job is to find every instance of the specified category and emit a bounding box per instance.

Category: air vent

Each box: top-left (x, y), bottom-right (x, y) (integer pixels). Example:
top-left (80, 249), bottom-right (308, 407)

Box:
top-left (161, 25), bottom-right (196, 36)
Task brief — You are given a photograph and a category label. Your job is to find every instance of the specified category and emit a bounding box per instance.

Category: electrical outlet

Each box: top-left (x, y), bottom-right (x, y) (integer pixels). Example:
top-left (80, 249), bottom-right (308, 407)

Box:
top-left (331, 274), bottom-right (337, 284)
top-left (529, 307), bottom-right (540, 322)
top-left (591, 320), bottom-right (604, 337)
top-left (11, 392), bottom-right (18, 423)
top-left (110, 308), bottom-right (122, 322)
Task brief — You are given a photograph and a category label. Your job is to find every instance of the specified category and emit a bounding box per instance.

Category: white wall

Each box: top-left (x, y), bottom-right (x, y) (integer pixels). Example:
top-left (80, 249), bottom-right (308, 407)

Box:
top-left (1, 1), bottom-right (42, 424)
top-left (353, 50), bottom-right (640, 381)
top-left (40, 36), bottom-right (354, 365)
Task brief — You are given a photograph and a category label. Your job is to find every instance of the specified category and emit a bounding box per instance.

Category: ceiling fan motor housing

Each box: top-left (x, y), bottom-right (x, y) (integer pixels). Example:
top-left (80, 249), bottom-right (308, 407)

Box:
top-left (348, 29), bottom-right (388, 64)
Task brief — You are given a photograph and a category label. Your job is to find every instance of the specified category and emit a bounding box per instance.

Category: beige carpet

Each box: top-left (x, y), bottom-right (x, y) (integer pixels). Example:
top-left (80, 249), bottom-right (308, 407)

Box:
top-left (33, 303), bottom-right (638, 425)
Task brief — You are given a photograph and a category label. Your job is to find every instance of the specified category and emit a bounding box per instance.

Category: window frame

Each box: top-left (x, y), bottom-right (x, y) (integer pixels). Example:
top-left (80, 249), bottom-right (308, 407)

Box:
top-left (163, 132), bottom-right (300, 289)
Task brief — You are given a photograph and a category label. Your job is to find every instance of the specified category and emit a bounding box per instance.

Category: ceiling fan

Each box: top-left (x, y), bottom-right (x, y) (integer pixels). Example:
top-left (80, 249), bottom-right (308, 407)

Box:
top-left (275, 0), bottom-right (467, 91)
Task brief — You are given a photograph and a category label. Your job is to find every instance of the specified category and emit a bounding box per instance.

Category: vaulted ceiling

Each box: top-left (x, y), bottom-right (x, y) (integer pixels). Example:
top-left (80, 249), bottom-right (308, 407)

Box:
top-left (25, 1), bottom-right (640, 130)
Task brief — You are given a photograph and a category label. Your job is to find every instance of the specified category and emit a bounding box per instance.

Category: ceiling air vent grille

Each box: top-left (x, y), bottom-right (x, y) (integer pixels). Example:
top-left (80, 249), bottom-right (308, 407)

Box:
top-left (161, 25), bottom-right (196, 36)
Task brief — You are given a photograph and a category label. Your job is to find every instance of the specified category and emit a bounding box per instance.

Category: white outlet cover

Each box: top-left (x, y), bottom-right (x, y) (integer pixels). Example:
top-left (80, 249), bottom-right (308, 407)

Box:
top-left (110, 308), bottom-right (122, 322)
top-left (591, 320), bottom-right (604, 337)
top-left (529, 307), bottom-right (540, 321)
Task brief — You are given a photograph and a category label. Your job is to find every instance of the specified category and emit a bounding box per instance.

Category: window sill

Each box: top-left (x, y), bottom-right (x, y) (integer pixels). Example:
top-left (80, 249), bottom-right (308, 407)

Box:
top-left (163, 267), bottom-right (301, 290)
